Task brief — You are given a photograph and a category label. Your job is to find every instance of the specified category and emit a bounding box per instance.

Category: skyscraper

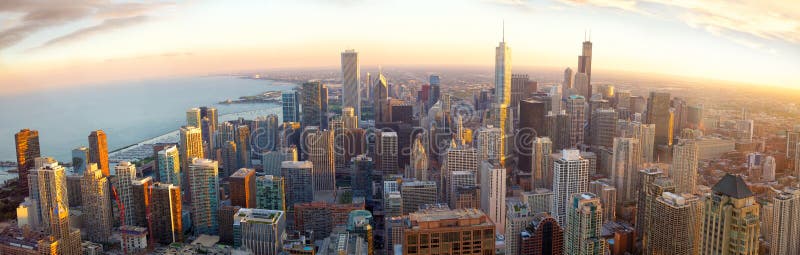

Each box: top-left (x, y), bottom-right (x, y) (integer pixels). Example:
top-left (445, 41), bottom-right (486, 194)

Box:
top-left (70, 147), bottom-right (89, 174)
top-left (635, 167), bottom-right (674, 248)
top-left (573, 73), bottom-right (589, 99)
top-left (233, 208), bottom-right (286, 255)
top-left (131, 177), bottom-right (152, 228)
top-left (403, 207), bottom-right (496, 255)
top-left (511, 74), bottom-right (530, 110)
top-left (611, 137), bottom-right (641, 206)
top-left (519, 213), bottom-right (564, 255)
top-left (564, 192), bottom-right (604, 255)
top-left (150, 182), bottom-right (182, 244)
top-left (699, 174), bottom-right (760, 255)
top-left (480, 160), bottom-right (507, 234)
top-left (428, 75), bottom-right (441, 109)
top-left (646, 192), bottom-right (702, 255)
top-left (88, 130), bottom-right (110, 176)
top-left (400, 181), bottom-right (437, 214)
top-left (179, 126), bottom-right (204, 177)
top-left (186, 107), bottom-right (202, 128)
top-left (221, 140), bottom-right (238, 176)
top-left (302, 127), bottom-right (335, 191)
top-left (281, 161), bottom-right (314, 212)
top-left (282, 90), bottom-right (301, 123)
top-left (563, 67), bottom-right (573, 99)
top-left (374, 72), bottom-right (389, 122)
top-left (80, 163), bottom-right (112, 243)
top-left (410, 134), bottom-right (429, 181)
top-left (646, 91), bottom-right (673, 147)
top-left (545, 110), bottom-right (571, 150)
top-left (770, 187), bottom-right (800, 255)
top-left (589, 179), bottom-right (617, 222)
top-left (496, 33), bottom-right (511, 105)
top-left (551, 149), bottom-right (589, 224)
top-left (566, 95), bottom-right (586, 148)
top-left (504, 201), bottom-right (534, 255)
top-left (36, 161), bottom-right (82, 255)
top-left (476, 126), bottom-right (504, 164)
top-left (301, 81), bottom-right (328, 127)
top-left (577, 39), bottom-right (593, 96)
top-left (341, 106), bottom-right (359, 129)
top-left (230, 168), bottom-right (256, 208)
top-left (590, 108), bottom-right (617, 147)
top-left (15, 129), bottom-right (40, 195)
top-left (255, 175), bottom-right (285, 211)
top-left (236, 125), bottom-right (251, 168)
top-left (671, 139), bottom-right (699, 194)
top-left (531, 137), bottom-right (553, 190)
top-left (115, 161), bottom-right (137, 227)
top-left (156, 145), bottom-right (181, 187)
top-left (377, 131), bottom-right (399, 175)
top-left (189, 158), bottom-right (220, 235)
top-left (441, 144), bottom-right (478, 202)
top-left (617, 120), bottom-right (656, 163)
top-left (341, 49), bottom-right (361, 118)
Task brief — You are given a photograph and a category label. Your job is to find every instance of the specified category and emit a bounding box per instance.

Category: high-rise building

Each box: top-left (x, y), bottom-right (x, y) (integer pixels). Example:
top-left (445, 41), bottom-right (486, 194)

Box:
top-left (441, 144), bottom-right (478, 202)
top-left (480, 160), bottom-right (507, 234)
top-left (531, 137), bottom-right (553, 190)
top-left (282, 91), bottom-right (301, 123)
top-left (156, 145), bottom-right (181, 187)
top-left (71, 147), bottom-right (89, 174)
top-left (410, 135), bottom-right (429, 181)
top-left (545, 110), bottom-right (571, 150)
top-left (230, 168), bottom-right (256, 208)
top-left (577, 39), bottom-right (593, 95)
top-left (551, 149), bottom-right (590, 224)
top-left (770, 187), bottom-right (800, 255)
top-left (566, 95), bottom-right (586, 147)
top-left (347, 210), bottom-right (374, 254)
top-left (218, 205), bottom-right (241, 245)
top-left (35, 161), bottom-right (82, 255)
top-left (15, 129), bottom-right (40, 195)
top-left (281, 161), bottom-right (314, 212)
top-left (186, 107), bottom-right (202, 128)
top-left (179, 126), bottom-right (204, 179)
top-left (646, 192), bottom-right (702, 255)
top-left (699, 174), bottom-right (760, 255)
top-left (294, 201), bottom-right (365, 240)
top-left (519, 213), bottom-right (564, 255)
top-left (374, 72), bottom-right (389, 123)
top-left (236, 125), bottom-right (252, 169)
top-left (189, 158), bottom-right (220, 235)
top-left (302, 81), bottom-right (328, 127)
top-left (589, 179), bottom-right (617, 222)
top-left (646, 91), bottom-right (673, 147)
top-left (377, 132), bottom-right (399, 175)
top-left (448, 171), bottom-right (478, 210)
top-left (403, 206), bottom-right (495, 255)
top-left (233, 208), bottom-right (286, 255)
top-left (131, 177), bottom-right (152, 228)
top-left (80, 163), bottom-right (112, 243)
top-left (563, 67), bottom-right (574, 99)
top-left (611, 137), bottom-right (641, 206)
top-left (302, 127), bottom-right (335, 191)
top-left (88, 130), bottom-right (110, 177)
top-left (573, 73), bottom-right (589, 99)
top-left (476, 126), bottom-right (504, 164)
top-left (256, 175), bottom-right (285, 211)
top-left (495, 36), bottom-right (512, 106)
top-left (401, 181), bottom-right (437, 214)
top-left (221, 140), bottom-right (238, 176)
top-left (521, 188), bottom-right (554, 214)
top-left (505, 200), bottom-right (535, 255)
top-left (150, 182), bottom-right (182, 244)
top-left (635, 167), bottom-right (674, 247)
top-left (341, 49), bottom-right (361, 118)
top-left (115, 161), bottom-right (137, 227)
top-left (617, 120), bottom-right (656, 163)
top-left (428, 75), bottom-right (441, 109)
top-left (342, 106), bottom-right (359, 129)
top-left (565, 193), bottom-right (604, 255)
top-left (511, 74), bottom-right (531, 110)
top-left (590, 108), bottom-right (617, 147)
top-left (519, 100), bottom-right (547, 174)
top-left (671, 139), bottom-right (698, 194)
top-left (200, 106), bottom-right (218, 150)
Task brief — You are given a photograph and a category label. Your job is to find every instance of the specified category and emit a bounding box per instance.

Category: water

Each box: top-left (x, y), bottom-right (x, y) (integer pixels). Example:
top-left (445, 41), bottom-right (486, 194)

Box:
top-left (0, 76), bottom-right (296, 162)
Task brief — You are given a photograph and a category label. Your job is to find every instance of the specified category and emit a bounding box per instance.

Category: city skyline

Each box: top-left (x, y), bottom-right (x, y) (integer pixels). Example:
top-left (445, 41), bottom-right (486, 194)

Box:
top-left (1, 0), bottom-right (798, 95)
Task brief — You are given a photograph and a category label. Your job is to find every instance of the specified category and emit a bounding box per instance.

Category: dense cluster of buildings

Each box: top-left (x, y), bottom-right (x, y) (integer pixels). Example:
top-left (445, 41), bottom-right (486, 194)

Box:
top-left (5, 32), bottom-right (800, 255)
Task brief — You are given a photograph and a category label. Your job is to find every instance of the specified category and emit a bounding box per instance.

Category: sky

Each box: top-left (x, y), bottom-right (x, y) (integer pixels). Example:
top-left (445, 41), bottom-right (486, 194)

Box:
top-left (0, 0), bottom-right (798, 95)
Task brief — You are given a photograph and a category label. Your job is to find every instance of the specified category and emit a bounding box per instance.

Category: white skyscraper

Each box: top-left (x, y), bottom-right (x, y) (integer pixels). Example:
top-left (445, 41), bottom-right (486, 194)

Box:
top-left (771, 187), bottom-right (800, 255)
top-left (189, 158), bottom-right (220, 235)
top-left (480, 160), bottom-right (506, 234)
top-left (115, 161), bottom-right (137, 227)
top-left (495, 34), bottom-right (511, 105)
top-left (612, 137), bottom-right (641, 206)
top-left (671, 139), bottom-right (698, 194)
top-left (341, 49), bottom-right (361, 118)
top-left (551, 149), bottom-right (590, 224)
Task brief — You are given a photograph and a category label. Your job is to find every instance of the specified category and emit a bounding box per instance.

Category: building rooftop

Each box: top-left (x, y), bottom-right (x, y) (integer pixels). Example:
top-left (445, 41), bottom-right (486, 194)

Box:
top-left (281, 160), bottom-right (313, 169)
top-left (712, 174), bottom-right (753, 199)
top-left (408, 207), bottom-right (492, 229)
top-left (230, 168), bottom-right (254, 178)
top-left (235, 208), bottom-right (283, 225)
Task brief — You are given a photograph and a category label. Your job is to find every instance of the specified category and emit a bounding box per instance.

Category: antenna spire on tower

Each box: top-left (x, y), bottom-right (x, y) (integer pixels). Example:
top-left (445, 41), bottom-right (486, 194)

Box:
top-left (502, 20), bottom-right (505, 42)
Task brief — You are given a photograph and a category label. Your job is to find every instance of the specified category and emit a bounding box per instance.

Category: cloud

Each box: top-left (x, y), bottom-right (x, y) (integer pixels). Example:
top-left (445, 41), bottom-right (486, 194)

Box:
top-left (0, 0), bottom-right (170, 51)
top-left (35, 15), bottom-right (150, 50)
top-left (551, 0), bottom-right (800, 48)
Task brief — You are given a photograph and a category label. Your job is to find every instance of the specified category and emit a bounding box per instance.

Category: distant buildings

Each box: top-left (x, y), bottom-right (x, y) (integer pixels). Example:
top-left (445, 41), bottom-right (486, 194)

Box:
top-left (71, 147), bottom-right (89, 174)
top-left (671, 140), bottom-right (698, 194)
top-left (302, 81), bottom-right (328, 128)
top-left (342, 49), bottom-right (361, 118)
top-left (115, 161), bottom-right (137, 227)
top-left (646, 91), bottom-right (673, 148)
top-left (495, 36), bottom-right (511, 106)
top-left (80, 163), bottom-right (112, 243)
top-left (157, 145), bottom-right (181, 187)
top-left (282, 91), bottom-right (301, 123)
top-left (189, 158), bottom-right (220, 235)
top-left (770, 187), bottom-right (800, 255)
top-left (480, 160), bottom-right (506, 234)
top-left (88, 130), bottom-right (109, 177)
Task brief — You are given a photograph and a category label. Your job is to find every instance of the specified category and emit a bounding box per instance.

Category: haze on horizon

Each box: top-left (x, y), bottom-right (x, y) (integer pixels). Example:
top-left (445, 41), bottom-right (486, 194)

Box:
top-left (0, 0), bottom-right (798, 95)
